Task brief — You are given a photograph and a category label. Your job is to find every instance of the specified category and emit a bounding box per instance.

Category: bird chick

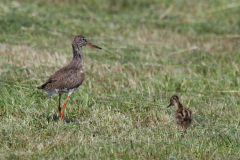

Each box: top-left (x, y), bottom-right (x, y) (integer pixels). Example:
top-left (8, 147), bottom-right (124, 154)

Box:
top-left (167, 95), bottom-right (196, 138)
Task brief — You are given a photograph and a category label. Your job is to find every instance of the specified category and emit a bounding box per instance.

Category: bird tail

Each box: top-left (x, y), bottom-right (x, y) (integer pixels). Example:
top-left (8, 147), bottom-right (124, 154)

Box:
top-left (37, 78), bottom-right (51, 89)
top-left (37, 86), bottom-right (43, 89)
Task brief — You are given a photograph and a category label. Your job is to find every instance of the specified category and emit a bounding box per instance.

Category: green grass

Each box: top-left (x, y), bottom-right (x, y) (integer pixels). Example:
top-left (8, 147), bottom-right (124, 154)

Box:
top-left (1, 0), bottom-right (240, 159)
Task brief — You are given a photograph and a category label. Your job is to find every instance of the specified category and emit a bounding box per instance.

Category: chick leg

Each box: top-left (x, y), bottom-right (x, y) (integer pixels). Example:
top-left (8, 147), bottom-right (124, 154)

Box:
top-left (182, 125), bottom-right (185, 138)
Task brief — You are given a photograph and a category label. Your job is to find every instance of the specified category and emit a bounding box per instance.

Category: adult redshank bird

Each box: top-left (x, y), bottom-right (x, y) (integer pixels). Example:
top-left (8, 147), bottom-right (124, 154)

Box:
top-left (37, 35), bottom-right (101, 121)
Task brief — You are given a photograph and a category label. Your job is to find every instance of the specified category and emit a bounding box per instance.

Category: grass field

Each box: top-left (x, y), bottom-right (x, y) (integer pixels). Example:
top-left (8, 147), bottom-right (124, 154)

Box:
top-left (1, 0), bottom-right (240, 159)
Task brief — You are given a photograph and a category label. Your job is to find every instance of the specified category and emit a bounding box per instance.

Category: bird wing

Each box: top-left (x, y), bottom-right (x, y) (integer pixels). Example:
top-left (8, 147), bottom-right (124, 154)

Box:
top-left (38, 66), bottom-right (85, 90)
top-left (176, 108), bottom-right (192, 123)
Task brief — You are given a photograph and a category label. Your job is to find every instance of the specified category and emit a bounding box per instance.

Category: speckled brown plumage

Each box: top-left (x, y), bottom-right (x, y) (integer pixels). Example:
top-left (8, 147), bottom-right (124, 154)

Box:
top-left (37, 35), bottom-right (101, 121)
top-left (37, 64), bottom-right (85, 91)
top-left (167, 95), bottom-right (197, 138)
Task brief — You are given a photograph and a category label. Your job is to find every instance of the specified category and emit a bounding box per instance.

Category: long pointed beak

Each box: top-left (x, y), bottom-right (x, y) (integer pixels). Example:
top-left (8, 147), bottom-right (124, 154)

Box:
top-left (167, 104), bottom-right (172, 108)
top-left (87, 42), bottom-right (102, 49)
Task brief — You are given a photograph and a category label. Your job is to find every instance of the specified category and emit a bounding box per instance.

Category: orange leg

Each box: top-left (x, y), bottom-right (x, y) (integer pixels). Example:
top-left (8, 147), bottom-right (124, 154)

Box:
top-left (58, 94), bottom-right (62, 117)
top-left (61, 96), bottom-right (70, 121)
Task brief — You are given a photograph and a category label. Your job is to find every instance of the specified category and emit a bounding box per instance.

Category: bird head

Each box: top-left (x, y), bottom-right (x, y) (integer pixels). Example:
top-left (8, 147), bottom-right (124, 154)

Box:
top-left (73, 35), bottom-right (101, 49)
top-left (167, 95), bottom-right (180, 108)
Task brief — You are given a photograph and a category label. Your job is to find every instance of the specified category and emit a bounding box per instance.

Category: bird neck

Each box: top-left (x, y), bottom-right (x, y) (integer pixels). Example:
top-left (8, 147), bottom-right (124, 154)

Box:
top-left (174, 101), bottom-right (184, 110)
top-left (70, 42), bottom-right (85, 72)
top-left (72, 43), bottom-right (84, 60)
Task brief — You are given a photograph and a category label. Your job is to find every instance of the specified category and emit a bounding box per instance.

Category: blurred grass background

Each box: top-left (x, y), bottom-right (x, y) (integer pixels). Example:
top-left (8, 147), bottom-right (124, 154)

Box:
top-left (0, 0), bottom-right (240, 159)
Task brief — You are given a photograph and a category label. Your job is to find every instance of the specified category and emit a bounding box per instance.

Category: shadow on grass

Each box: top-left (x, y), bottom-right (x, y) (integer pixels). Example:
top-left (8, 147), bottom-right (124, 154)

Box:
top-left (39, 113), bottom-right (79, 123)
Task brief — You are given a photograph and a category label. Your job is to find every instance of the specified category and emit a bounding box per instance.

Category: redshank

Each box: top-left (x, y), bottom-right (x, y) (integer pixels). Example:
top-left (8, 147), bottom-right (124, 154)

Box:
top-left (37, 35), bottom-right (101, 121)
